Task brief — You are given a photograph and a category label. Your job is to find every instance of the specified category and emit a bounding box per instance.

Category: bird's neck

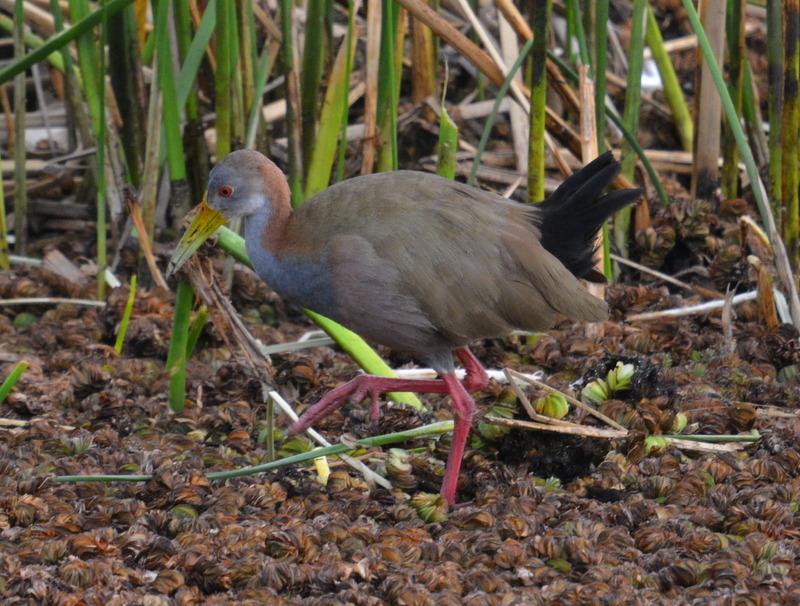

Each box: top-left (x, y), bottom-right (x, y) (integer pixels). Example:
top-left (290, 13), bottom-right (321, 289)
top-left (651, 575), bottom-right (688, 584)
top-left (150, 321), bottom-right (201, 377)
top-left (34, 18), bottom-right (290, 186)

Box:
top-left (256, 196), bottom-right (291, 251)
top-left (243, 202), bottom-right (336, 315)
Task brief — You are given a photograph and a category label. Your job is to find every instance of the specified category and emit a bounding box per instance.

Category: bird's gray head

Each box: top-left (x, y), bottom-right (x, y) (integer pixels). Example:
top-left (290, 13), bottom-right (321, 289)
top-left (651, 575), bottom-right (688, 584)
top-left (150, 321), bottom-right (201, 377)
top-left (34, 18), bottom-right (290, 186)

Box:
top-left (206, 149), bottom-right (289, 219)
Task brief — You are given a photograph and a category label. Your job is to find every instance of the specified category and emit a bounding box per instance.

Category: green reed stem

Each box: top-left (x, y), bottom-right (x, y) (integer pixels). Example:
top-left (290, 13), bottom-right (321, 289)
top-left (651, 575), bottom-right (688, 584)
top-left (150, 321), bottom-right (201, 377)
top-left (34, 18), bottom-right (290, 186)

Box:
top-left (593, 0), bottom-right (608, 151)
top-left (767, 0), bottom-right (783, 220)
top-left (114, 275), bottom-right (137, 355)
top-left (70, 0), bottom-right (107, 298)
top-left (337, 0), bottom-right (356, 183)
top-left (279, 0), bottom-right (303, 202)
top-left (781, 1), bottom-right (799, 263)
top-left (216, 0), bottom-right (234, 159)
top-left (301, 0), bottom-right (328, 173)
top-left (108, 3), bottom-right (145, 185)
top-left (528, 0), bottom-right (551, 202)
top-left (721, 0), bottom-right (746, 200)
top-left (645, 4), bottom-right (692, 152)
top-left (186, 306), bottom-right (209, 358)
top-left (304, 6), bottom-right (357, 198)
top-left (52, 421), bottom-right (453, 482)
top-left (377, 0), bottom-right (401, 172)
top-left (0, 0), bottom-right (135, 84)
top-left (13, 0), bottom-right (27, 255)
top-left (470, 39), bottom-right (534, 186)
top-left (167, 279), bottom-right (193, 412)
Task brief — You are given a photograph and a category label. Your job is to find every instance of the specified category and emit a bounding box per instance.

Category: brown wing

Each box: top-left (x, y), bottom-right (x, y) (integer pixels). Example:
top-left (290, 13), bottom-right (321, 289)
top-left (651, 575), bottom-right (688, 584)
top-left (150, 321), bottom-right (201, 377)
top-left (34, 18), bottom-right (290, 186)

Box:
top-left (289, 171), bottom-right (607, 352)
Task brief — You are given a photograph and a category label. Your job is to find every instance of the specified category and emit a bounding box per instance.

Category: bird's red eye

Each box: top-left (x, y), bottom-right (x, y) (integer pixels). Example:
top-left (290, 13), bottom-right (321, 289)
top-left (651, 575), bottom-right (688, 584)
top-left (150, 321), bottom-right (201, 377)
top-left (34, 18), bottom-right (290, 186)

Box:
top-left (218, 186), bottom-right (234, 197)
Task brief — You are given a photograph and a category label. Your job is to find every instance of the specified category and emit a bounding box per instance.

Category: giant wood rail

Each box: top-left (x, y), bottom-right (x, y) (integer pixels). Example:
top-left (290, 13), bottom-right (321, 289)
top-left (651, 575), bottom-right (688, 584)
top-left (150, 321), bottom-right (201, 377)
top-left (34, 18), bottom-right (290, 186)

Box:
top-left (167, 149), bottom-right (640, 506)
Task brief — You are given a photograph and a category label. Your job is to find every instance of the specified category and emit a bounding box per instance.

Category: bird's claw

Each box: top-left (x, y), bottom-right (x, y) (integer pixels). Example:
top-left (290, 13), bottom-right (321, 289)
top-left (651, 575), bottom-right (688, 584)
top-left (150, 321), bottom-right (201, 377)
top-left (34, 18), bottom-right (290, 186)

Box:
top-left (287, 375), bottom-right (385, 435)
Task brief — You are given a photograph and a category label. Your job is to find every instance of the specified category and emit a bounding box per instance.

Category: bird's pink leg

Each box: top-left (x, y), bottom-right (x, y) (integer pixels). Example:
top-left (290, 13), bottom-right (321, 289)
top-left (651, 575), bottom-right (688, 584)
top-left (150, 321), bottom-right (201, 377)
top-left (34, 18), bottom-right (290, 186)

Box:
top-left (455, 348), bottom-right (490, 393)
top-left (439, 373), bottom-right (476, 506)
top-left (287, 349), bottom-right (490, 435)
top-left (287, 374), bottom-right (452, 435)
top-left (287, 348), bottom-right (490, 502)
top-left (286, 348), bottom-right (490, 505)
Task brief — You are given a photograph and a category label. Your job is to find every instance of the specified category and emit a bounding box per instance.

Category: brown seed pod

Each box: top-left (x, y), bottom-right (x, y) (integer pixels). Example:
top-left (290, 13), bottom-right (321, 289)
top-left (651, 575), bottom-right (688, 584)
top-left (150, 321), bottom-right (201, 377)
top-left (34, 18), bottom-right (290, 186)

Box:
top-left (634, 527), bottom-right (677, 553)
top-left (497, 512), bottom-right (535, 540)
top-left (151, 570), bottom-right (186, 595)
top-left (532, 529), bottom-right (568, 560)
top-left (58, 557), bottom-right (95, 589)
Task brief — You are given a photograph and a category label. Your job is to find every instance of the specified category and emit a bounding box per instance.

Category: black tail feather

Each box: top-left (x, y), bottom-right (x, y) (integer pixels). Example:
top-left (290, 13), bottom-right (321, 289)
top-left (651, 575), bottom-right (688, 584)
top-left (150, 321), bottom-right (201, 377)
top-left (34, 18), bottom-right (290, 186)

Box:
top-left (537, 152), bottom-right (642, 280)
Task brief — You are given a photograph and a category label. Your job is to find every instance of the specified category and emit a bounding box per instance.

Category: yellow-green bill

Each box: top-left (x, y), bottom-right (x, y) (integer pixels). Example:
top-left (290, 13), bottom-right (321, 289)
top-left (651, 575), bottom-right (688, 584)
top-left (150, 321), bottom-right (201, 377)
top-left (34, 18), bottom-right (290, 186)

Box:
top-left (166, 197), bottom-right (228, 277)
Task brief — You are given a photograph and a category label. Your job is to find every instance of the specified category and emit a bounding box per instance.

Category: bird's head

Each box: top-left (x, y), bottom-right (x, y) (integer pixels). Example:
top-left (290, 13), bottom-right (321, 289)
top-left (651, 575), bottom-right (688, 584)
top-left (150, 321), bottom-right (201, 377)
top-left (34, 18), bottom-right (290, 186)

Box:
top-left (166, 150), bottom-right (288, 277)
top-left (206, 149), bottom-right (286, 219)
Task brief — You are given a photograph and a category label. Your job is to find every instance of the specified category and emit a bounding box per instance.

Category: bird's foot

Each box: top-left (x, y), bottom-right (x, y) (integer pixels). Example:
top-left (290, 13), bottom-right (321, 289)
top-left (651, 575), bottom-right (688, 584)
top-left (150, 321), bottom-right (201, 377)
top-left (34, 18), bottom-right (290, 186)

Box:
top-left (287, 375), bottom-right (400, 435)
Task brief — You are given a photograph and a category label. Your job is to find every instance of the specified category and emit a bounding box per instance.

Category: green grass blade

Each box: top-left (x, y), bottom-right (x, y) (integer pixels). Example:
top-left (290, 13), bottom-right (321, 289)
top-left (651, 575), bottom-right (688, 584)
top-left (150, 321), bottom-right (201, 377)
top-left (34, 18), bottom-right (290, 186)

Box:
top-left (0, 361), bottom-right (28, 404)
top-left (0, 16), bottom-right (65, 73)
top-left (436, 100), bottom-right (459, 180)
top-left (176, 0), bottom-right (216, 115)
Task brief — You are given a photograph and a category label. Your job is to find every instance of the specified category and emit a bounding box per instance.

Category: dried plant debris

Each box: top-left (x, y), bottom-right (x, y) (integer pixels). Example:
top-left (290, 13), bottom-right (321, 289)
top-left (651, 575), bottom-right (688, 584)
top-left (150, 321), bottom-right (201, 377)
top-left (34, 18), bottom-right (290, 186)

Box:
top-left (1, 248), bottom-right (799, 605)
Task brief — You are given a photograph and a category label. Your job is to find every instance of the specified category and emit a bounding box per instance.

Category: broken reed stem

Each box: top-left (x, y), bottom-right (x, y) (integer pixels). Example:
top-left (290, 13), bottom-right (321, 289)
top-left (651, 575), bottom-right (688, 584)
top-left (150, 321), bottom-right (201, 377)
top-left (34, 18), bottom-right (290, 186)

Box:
top-left (267, 390), bottom-right (390, 489)
top-left (127, 198), bottom-right (168, 289)
top-left (484, 416), bottom-right (625, 439)
top-left (483, 417), bottom-right (753, 454)
top-left (502, 368), bottom-right (575, 427)
top-left (627, 291), bottom-right (758, 321)
top-left (505, 368), bottom-right (627, 432)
